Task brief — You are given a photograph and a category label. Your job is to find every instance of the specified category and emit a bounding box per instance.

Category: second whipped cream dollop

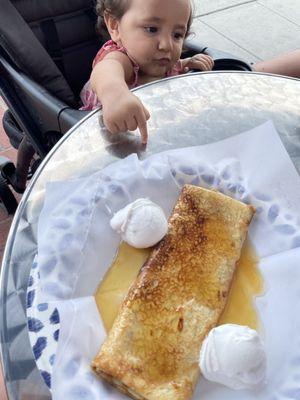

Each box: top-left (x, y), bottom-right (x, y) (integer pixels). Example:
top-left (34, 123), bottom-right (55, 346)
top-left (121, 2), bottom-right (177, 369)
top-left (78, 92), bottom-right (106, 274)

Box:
top-left (110, 198), bottom-right (168, 248)
top-left (199, 324), bottom-right (266, 390)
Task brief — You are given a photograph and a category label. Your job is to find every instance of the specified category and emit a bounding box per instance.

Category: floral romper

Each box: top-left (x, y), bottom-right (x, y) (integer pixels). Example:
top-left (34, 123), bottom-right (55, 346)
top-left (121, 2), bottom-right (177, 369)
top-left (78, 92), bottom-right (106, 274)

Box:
top-left (80, 40), bottom-right (183, 111)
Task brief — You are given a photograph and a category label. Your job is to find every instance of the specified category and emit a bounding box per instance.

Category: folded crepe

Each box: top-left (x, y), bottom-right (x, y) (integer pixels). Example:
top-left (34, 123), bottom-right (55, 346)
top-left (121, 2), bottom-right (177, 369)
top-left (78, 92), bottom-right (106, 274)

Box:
top-left (92, 185), bottom-right (255, 400)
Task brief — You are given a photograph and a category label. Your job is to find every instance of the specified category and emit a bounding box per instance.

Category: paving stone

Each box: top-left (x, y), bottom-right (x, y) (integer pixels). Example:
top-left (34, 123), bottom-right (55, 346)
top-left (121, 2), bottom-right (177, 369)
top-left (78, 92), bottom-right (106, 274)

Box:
top-left (0, 109), bottom-right (12, 150)
top-left (191, 18), bottom-right (260, 62)
top-left (0, 204), bottom-right (11, 223)
top-left (258, 0), bottom-right (300, 26)
top-left (200, 2), bottom-right (300, 60)
top-left (193, 0), bottom-right (253, 17)
top-left (0, 147), bottom-right (18, 165)
top-left (0, 218), bottom-right (13, 255)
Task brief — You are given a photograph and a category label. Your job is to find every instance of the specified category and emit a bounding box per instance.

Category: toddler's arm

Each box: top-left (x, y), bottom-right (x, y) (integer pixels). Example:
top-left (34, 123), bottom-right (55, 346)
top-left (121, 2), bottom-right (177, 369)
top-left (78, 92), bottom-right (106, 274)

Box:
top-left (91, 52), bottom-right (150, 143)
top-left (181, 54), bottom-right (214, 72)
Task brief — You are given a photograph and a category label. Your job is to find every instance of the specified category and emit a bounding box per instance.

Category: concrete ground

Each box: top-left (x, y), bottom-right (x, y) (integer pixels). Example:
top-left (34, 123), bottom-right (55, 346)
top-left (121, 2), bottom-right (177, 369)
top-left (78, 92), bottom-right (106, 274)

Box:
top-left (191, 0), bottom-right (300, 63)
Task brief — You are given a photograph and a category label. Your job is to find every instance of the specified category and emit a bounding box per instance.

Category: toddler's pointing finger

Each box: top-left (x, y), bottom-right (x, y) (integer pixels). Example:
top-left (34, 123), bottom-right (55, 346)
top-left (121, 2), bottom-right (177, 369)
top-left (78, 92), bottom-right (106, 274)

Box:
top-left (136, 115), bottom-right (148, 144)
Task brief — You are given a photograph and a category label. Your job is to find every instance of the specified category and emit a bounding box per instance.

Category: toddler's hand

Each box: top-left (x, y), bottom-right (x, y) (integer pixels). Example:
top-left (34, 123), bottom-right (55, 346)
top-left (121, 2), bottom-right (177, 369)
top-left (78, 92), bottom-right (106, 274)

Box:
top-left (182, 54), bottom-right (214, 72)
top-left (102, 91), bottom-right (150, 144)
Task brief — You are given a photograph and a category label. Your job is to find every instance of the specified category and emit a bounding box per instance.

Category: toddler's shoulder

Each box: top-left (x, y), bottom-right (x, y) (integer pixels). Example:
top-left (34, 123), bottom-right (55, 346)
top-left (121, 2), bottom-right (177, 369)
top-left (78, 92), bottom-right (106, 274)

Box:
top-left (92, 40), bottom-right (128, 68)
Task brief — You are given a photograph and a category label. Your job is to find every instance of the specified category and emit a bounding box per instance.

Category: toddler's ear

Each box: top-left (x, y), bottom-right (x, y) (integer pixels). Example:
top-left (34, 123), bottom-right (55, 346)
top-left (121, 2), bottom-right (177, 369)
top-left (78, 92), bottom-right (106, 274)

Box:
top-left (104, 11), bottom-right (121, 42)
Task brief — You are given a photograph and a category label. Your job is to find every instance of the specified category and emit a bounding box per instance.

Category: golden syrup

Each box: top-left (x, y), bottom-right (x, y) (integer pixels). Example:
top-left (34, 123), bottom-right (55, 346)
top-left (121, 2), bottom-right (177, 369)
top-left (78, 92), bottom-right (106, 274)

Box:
top-left (95, 240), bottom-right (263, 332)
top-left (218, 240), bottom-right (263, 330)
top-left (95, 242), bottom-right (151, 332)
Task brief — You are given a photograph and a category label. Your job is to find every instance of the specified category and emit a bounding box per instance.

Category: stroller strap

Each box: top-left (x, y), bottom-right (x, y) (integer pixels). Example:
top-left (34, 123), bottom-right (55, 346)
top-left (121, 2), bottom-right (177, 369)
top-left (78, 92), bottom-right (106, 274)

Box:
top-left (40, 19), bottom-right (66, 76)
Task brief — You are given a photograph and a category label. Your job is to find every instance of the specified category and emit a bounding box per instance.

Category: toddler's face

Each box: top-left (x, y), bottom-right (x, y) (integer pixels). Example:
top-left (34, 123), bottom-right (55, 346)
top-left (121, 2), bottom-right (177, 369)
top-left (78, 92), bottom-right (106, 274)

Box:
top-left (111, 0), bottom-right (191, 80)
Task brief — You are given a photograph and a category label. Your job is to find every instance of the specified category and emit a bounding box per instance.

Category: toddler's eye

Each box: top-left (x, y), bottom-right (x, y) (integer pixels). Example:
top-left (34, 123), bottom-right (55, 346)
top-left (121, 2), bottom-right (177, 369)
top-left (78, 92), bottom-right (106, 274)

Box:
top-left (145, 26), bottom-right (158, 34)
top-left (173, 32), bottom-right (184, 40)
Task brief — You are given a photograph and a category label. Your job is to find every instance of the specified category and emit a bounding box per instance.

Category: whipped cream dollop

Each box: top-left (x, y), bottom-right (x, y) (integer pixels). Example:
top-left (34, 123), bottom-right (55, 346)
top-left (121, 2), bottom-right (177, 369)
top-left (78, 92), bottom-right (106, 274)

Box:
top-left (110, 198), bottom-right (168, 248)
top-left (199, 324), bottom-right (266, 390)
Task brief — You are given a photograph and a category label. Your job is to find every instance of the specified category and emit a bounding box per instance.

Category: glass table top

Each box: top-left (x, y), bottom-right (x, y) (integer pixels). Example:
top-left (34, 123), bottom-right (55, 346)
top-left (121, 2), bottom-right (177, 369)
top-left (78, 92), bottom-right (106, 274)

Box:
top-left (1, 71), bottom-right (299, 399)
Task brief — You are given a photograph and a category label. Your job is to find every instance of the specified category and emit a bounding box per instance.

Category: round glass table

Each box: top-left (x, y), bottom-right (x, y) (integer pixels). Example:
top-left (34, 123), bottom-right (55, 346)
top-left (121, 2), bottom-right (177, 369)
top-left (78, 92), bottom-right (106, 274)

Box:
top-left (1, 72), bottom-right (300, 399)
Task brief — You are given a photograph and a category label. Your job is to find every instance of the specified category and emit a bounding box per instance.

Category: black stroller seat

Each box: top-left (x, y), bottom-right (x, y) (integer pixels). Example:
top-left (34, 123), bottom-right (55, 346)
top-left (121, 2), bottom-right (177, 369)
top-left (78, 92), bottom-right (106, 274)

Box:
top-left (0, 0), bottom-right (101, 213)
top-left (0, 0), bottom-right (252, 214)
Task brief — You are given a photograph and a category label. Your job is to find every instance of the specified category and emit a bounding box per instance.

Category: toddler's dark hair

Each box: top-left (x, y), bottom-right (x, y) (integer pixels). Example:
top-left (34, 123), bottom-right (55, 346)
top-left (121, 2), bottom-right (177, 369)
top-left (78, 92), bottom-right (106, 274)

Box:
top-left (96, 0), bottom-right (130, 38)
top-left (95, 0), bottom-right (193, 39)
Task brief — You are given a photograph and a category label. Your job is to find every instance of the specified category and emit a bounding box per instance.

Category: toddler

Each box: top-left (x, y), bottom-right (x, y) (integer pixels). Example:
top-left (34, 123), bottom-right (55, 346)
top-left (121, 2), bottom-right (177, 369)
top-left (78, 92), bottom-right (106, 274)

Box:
top-left (80, 0), bottom-right (214, 143)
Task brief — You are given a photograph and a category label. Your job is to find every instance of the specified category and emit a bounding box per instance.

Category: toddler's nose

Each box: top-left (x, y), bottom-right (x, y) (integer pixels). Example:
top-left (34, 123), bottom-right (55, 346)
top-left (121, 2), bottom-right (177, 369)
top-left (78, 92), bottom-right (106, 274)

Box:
top-left (158, 34), bottom-right (172, 52)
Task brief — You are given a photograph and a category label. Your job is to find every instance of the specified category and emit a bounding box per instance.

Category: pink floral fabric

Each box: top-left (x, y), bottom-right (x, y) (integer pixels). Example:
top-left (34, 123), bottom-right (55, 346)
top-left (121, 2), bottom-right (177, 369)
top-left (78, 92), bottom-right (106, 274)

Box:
top-left (80, 40), bottom-right (183, 111)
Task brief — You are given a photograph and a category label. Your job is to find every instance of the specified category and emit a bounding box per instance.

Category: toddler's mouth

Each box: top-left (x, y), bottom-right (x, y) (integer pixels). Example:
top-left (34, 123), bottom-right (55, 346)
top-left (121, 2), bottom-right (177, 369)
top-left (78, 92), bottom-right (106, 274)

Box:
top-left (155, 58), bottom-right (170, 66)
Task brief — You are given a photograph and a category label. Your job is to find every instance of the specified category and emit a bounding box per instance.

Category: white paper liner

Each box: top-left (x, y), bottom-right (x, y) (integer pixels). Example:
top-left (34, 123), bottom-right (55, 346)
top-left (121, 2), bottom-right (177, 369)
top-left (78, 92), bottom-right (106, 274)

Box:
top-left (34, 121), bottom-right (300, 399)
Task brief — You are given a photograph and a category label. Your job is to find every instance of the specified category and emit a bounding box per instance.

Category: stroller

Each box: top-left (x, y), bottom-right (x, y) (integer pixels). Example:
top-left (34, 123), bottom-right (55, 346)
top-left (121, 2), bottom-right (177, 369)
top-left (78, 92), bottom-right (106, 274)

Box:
top-left (0, 0), bottom-right (252, 214)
